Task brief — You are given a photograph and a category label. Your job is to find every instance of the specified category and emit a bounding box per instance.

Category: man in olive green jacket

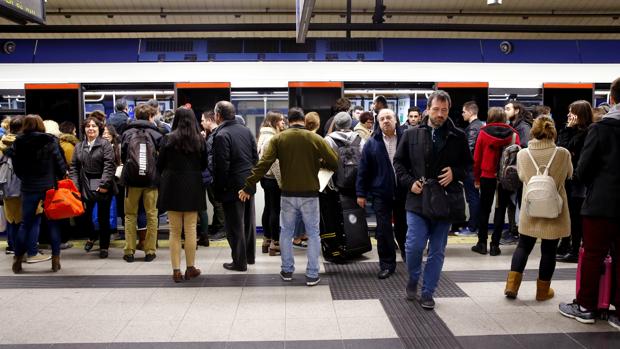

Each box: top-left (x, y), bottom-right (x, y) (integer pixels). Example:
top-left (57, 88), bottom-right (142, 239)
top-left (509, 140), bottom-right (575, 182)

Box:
top-left (239, 107), bottom-right (338, 286)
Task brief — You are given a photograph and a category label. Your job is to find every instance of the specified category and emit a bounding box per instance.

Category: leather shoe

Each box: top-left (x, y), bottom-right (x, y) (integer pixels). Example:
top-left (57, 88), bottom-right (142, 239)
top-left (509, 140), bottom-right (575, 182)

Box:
top-left (378, 269), bottom-right (394, 279)
top-left (223, 262), bottom-right (247, 272)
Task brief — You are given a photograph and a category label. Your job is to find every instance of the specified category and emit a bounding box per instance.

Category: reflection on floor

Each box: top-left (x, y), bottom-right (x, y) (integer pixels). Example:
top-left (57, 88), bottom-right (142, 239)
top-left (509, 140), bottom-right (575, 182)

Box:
top-left (0, 238), bottom-right (618, 348)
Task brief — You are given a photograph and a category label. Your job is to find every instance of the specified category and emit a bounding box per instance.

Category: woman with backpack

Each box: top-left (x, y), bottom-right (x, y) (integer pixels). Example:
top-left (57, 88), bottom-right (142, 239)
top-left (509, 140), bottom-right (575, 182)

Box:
top-left (257, 111), bottom-right (285, 256)
top-left (471, 107), bottom-right (520, 256)
top-left (556, 100), bottom-right (593, 263)
top-left (70, 117), bottom-right (118, 259)
top-left (157, 107), bottom-right (208, 282)
top-left (504, 116), bottom-right (572, 301)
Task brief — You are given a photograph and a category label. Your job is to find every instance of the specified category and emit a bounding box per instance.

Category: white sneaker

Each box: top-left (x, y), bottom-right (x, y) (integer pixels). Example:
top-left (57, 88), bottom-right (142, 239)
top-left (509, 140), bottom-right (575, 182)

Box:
top-left (26, 252), bottom-right (52, 263)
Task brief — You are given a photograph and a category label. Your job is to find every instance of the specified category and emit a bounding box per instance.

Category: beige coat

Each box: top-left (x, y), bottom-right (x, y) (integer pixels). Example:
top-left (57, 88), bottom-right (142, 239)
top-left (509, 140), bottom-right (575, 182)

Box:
top-left (354, 122), bottom-right (371, 141)
top-left (517, 138), bottom-right (572, 240)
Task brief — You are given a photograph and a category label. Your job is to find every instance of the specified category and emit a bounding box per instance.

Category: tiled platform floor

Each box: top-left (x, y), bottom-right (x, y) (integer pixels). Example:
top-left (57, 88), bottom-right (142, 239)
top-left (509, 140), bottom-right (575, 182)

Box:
top-left (0, 238), bottom-right (618, 348)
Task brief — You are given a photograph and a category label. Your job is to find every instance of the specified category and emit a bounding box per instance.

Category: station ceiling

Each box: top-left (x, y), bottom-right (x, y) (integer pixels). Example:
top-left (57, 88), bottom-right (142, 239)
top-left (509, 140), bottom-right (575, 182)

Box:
top-left (1, 0), bottom-right (619, 39)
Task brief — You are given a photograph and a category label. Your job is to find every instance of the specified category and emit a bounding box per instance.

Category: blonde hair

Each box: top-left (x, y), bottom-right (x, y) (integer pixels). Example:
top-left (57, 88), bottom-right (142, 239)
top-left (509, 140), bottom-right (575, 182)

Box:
top-left (305, 112), bottom-right (321, 132)
top-left (1, 117), bottom-right (10, 131)
top-left (43, 119), bottom-right (61, 137)
top-left (530, 115), bottom-right (557, 141)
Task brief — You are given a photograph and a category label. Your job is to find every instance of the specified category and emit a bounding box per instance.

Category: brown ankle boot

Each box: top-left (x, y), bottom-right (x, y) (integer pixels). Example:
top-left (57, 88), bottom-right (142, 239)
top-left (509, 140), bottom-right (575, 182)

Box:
top-left (12, 255), bottom-right (24, 274)
top-left (136, 229), bottom-right (147, 250)
top-left (504, 271), bottom-right (523, 299)
top-left (51, 256), bottom-right (61, 272)
top-left (262, 238), bottom-right (271, 254)
top-left (269, 241), bottom-right (280, 256)
top-left (536, 279), bottom-right (554, 301)
top-left (184, 266), bottom-right (201, 280)
top-left (172, 269), bottom-right (183, 283)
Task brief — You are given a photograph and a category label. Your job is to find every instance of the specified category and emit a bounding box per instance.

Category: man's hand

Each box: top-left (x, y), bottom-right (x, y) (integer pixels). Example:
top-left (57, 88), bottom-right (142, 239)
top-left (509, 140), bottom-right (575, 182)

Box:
top-left (238, 190), bottom-right (251, 202)
top-left (97, 187), bottom-right (108, 193)
top-left (411, 180), bottom-right (423, 194)
top-left (438, 167), bottom-right (453, 187)
top-left (474, 181), bottom-right (480, 190)
top-left (357, 197), bottom-right (366, 208)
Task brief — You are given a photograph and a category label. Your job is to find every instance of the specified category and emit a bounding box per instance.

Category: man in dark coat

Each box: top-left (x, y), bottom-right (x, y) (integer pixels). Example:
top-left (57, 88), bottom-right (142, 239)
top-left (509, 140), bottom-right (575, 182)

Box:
top-left (393, 90), bottom-right (472, 310)
top-left (108, 99), bottom-right (130, 136)
top-left (458, 101), bottom-right (484, 236)
top-left (559, 77), bottom-right (620, 329)
top-left (213, 101), bottom-right (258, 272)
top-left (357, 108), bottom-right (406, 279)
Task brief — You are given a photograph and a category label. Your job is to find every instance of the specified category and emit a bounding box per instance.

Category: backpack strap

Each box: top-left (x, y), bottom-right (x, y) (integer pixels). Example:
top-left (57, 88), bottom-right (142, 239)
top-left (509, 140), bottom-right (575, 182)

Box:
top-left (526, 147), bottom-right (558, 176)
top-left (351, 135), bottom-right (361, 147)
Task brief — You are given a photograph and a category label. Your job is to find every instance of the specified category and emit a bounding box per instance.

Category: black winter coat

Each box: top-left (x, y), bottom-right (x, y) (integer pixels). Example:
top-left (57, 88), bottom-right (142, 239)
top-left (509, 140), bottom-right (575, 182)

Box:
top-left (393, 117), bottom-right (472, 218)
top-left (557, 126), bottom-right (588, 198)
top-left (108, 111), bottom-right (130, 135)
top-left (70, 137), bottom-right (118, 201)
top-left (13, 132), bottom-right (67, 193)
top-left (213, 119), bottom-right (258, 202)
top-left (156, 135), bottom-right (208, 211)
top-left (575, 114), bottom-right (620, 219)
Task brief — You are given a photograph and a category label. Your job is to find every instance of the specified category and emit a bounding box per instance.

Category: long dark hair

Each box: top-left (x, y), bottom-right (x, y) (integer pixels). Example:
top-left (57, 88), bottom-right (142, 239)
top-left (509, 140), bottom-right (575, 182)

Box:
top-left (169, 107), bottom-right (203, 154)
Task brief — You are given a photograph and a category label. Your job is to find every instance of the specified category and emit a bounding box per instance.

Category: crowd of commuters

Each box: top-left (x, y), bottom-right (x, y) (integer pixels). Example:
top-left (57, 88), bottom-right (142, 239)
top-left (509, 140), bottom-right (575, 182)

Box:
top-left (2, 78), bottom-right (620, 330)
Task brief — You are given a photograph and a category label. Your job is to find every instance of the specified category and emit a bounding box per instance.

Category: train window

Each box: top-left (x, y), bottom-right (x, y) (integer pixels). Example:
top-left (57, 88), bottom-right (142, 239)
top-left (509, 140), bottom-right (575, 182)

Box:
top-left (0, 91), bottom-right (25, 115)
top-left (231, 90), bottom-right (288, 138)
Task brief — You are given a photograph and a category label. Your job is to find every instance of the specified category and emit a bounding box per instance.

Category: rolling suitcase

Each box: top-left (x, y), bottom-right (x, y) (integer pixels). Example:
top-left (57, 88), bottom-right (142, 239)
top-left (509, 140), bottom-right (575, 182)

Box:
top-left (341, 206), bottom-right (372, 257)
top-left (576, 247), bottom-right (612, 319)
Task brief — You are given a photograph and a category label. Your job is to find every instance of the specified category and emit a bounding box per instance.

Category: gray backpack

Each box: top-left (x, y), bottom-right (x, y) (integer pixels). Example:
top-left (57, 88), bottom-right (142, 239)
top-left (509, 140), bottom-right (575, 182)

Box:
top-left (0, 154), bottom-right (21, 200)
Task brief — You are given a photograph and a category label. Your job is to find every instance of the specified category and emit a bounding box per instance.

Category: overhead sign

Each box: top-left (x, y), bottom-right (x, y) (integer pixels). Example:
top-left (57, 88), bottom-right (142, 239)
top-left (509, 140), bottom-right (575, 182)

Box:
top-left (0, 0), bottom-right (46, 24)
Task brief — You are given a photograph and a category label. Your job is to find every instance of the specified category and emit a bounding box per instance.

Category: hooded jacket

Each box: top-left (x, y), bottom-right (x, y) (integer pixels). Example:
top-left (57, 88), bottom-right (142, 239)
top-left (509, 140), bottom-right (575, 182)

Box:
top-left (12, 132), bottom-right (67, 193)
top-left (59, 133), bottom-right (79, 166)
top-left (576, 104), bottom-right (620, 218)
top-left (473, 123), bottom-right (520, 182)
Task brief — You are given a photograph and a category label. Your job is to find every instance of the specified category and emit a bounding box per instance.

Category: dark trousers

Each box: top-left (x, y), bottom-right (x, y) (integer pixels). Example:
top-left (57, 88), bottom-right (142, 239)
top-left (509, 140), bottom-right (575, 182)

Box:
top-left (463, 167), bottom-right (480, 231)
top-left (493, 185), bottom-right (514, 238)
top-left (478, 178), bottom-right (499, 245)
top-left (374, 196), bottom-right (407, 272)
top-left (197, 189), bottom-right (209, 241)
top-left (207, 184), bottom-right (225, 233)
top-left (223, 198), bottom-right (256, 268)
top-left (577, 216), bottom-right (620, 310)
top-left (260, 178), bottom-right (281, 242)
top-left (510, 235), bottom-right (559, 281)
top-left (82, 196), bottom-right (113, 250)
top-left (568, 196), bottom-right (584, 255)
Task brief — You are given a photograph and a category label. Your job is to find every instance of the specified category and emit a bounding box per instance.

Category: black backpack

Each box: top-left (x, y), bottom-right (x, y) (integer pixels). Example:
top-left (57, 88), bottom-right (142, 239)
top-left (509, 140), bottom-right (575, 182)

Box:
top-left (333, 136), bottom-right (362, 190)
top-left (122, 129), bottom-right (158, 187)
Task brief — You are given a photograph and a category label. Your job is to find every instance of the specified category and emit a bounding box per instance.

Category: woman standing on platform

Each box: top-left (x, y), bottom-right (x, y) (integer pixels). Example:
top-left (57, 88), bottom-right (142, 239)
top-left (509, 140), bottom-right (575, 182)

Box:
top-left (555, 100), bottom-right (593, 263)
top-left (71, 117), bottom-right (117, 259)
top-left (11, 114), bottom-right (67, 272)
top-left (157, 107), bottom-right (208, 282)
top-left (504, 116), bottom-right (572, 301)
top-left (257, 111), bottom-right (285, 255)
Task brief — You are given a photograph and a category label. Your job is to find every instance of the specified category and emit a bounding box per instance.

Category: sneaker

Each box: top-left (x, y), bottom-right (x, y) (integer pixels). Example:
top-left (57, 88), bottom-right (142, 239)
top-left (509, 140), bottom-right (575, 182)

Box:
top-left (209, 231), bottom-right (227, 241)
top-left (556, 252), bottom-right (579, 263)
top-left (499, 234), bottom-right (519, 246)
top-left (292, 240), bottom-right (308, 249)
top-left (60, 242), bottom-right (73, 250)
top-left (144, 253), bottom-right (156, 262)
top-left (123, 254), bottom-right (135, 263)
top-left (558, 302), bottom-right (596, 324)
top-left (84, 240), bottom-right (95, 252)
top-left (406, 282), bottom-right (418, 301)
top-left (489, 244), bottom-right (501, 256)
top-left (455, 227), bottom-right (478, 236)
top-left (305, 275), bottom-right (321, 286)
top-left (471, 242), bottom-right (487, 255)
top-left (26, 252), bottom-right (52, 263)
top-left (419, 294), bottom-right (435, 310)
top-left (280, 271), bottom-right (293, 281)
top-left (608, 314), bottom-right (620, 331)
top-left (5, 247), bottom-right (14, 255)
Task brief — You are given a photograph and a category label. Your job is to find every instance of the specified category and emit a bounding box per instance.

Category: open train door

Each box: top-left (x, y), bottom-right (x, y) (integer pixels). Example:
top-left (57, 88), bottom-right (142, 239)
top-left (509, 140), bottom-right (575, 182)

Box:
top-left (25, 83), bottom-right (83, 135)
top-left (288, 81), bottom-right (343, 136)
top-left (174, 82), bottom-right (231, 121)
top-left (437, 82), bottom-right (489, 128)
top-left (543, 83), bottom-right (594, 127)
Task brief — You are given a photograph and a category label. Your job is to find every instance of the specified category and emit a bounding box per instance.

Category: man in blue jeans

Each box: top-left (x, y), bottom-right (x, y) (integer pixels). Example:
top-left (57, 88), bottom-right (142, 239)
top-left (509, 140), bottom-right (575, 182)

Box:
top-left (393, 91), bottom-right (471, 309)
top-left (239, 108), bottom-right (338, 286)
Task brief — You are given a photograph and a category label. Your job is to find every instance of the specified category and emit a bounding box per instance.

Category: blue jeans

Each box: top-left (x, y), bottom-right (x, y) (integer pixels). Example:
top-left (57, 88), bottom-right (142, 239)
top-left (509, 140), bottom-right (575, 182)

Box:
top-left (405, 211), bottom-right (451, 297)
top-left (463, 167), bottom-right (480, 231)
top-left (16, 191), bottom-right (61, 257)
top-left (280, 196), bottom-right (321, 278)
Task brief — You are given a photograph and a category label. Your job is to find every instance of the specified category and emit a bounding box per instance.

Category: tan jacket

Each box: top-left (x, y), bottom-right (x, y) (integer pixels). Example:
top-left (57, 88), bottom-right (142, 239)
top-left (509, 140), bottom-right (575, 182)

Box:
top-left (354, 122), bottom-right (371, 141)
top-left (517, 138), bottom-right (573, 240)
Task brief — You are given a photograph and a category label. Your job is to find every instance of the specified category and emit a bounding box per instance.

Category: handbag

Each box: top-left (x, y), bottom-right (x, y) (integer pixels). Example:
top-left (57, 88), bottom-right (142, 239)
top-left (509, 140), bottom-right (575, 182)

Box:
top-left (43, 179), bottom-right (85, 220)
top-left (422, 179), bottom-right (450, 220)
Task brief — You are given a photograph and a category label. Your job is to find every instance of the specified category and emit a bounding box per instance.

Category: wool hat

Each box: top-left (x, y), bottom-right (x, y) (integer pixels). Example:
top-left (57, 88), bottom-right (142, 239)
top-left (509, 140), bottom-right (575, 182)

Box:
top-left (333, 112), bottom-right (352, 131)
